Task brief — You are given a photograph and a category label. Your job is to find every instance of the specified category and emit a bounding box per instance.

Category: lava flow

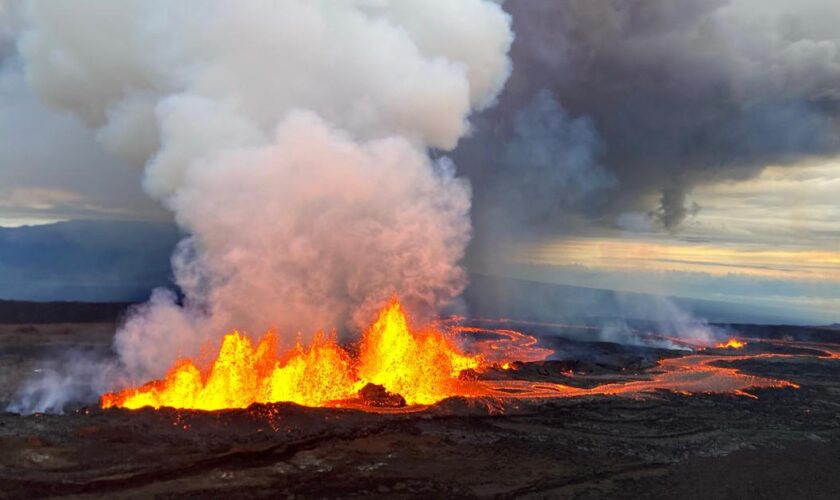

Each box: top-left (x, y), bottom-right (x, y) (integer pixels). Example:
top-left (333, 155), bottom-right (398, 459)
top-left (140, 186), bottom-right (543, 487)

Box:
top-left (101, 300), bottom-right (482, 410)
top-left (102, 301), bottom-right (814, 413)
top-left (448, 325), bottom-right (554, 364)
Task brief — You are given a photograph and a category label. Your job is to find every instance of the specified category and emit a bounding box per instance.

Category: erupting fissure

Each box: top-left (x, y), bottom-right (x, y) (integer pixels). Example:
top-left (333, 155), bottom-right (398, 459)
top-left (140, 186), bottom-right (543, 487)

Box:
top-left (101, 306), bottom-right (808, 413)
top-left (101, 300), bottom-right (481, 411)
top-left (716, 338), bottom-right (747, 349)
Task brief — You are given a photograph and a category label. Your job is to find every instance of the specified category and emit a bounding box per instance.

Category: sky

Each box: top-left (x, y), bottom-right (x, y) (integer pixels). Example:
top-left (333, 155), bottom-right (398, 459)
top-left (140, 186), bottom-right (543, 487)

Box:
top-left (488, 160), bottom-right (840, 324)
top-left (0, 0), bottom-right (839, 325)
top-left (0, 55), bottom-right (167, 227)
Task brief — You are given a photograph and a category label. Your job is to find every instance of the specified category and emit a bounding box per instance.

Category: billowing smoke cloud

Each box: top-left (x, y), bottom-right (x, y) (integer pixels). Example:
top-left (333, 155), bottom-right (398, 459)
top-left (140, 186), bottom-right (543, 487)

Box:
top-left (459, 0), bottom-right (840, 234)
top-left (117, 114), bottom-right (475, 377)
top-left (16, 0), bottom-right (513, 380)
top-left (458, 90), bottom-right (616, 247)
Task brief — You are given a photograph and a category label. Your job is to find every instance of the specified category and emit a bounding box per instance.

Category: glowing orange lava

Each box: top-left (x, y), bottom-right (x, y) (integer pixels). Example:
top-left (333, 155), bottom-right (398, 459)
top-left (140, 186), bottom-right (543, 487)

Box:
top-left (101, 300), bottom-right (481, 410)
top-left (455, 352), bottom-right (800, 401)
top-left (449, 325), bottom-right (554, 364)
top-left (102, 305), bottom-right (818, 413)
top-left (716, 338), bottom-right (747, 349)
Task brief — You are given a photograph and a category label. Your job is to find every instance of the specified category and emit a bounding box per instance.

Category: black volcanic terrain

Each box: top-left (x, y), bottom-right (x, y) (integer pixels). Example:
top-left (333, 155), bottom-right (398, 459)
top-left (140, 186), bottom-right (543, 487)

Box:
top-left (1, 304), bottom-right (839, 499)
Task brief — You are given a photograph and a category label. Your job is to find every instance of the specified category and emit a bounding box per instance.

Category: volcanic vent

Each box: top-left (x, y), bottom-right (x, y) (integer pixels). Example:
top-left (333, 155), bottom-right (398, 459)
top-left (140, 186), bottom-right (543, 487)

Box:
top-left (101, 298), bottom-right (808, 414)
top-left (101, 300), bottom-right (483, 411)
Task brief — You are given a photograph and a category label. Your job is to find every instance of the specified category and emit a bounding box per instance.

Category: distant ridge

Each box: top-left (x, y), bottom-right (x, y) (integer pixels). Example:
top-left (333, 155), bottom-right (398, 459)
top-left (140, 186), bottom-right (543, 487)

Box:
top-left (0, 299), bottom-right (134, 324)
top-left (463, 274), bottom-right (818, 326)
top-left (0, 219), bottom-right (180, 302)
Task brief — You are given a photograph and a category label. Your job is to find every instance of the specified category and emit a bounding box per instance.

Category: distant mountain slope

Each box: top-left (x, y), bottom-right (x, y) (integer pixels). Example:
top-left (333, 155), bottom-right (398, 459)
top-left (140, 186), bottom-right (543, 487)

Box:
top-left (0, 220), bottom-right (819, 326)
top-left (0, 299), bottom-right (133, 324)
top-left (0, 273), bottom-right (819, 326)
top-left (462, 274), bottom-right (816, 326)
top-left (0, 220), bottom-right (180, 302)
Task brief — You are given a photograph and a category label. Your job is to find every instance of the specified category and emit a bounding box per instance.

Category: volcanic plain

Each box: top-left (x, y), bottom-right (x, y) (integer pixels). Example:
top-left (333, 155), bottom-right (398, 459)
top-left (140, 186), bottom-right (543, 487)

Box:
top-left (1, 316), bottom-right (839, 499)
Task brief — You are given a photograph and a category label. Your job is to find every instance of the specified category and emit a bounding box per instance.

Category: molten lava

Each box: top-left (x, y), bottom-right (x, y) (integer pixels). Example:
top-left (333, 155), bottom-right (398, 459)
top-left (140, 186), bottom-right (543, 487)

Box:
top-left (102, 304), bottom-right (812, 413)
top-left (449, 325), bottom-right (554, 364)
top-left (716, 338), bottom-right (747, 349)
top-left (101, 300), bottom-right (481, 410)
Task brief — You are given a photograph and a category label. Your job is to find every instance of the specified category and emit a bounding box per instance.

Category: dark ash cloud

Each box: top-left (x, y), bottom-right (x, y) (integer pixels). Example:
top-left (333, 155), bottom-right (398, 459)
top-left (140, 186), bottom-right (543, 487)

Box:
top-left (457, 0), bottom-right (840, 236)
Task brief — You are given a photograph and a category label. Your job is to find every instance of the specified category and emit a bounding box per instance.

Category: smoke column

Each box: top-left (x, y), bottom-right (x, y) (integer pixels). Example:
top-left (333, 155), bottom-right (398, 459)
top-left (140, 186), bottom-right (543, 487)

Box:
top-left (16, 1), bottom-right (513, 380)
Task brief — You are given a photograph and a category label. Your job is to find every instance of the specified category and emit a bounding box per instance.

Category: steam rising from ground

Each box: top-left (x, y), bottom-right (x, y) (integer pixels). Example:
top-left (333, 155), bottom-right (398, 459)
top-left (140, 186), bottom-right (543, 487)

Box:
top-left (16, 0), bottom-right (513, 380)
top-left (118, 115), bottom-right (473, 377)
top-left (599, 295), bottom-right (721, 350)
top-left (6, 350), bottom-right (119, 414)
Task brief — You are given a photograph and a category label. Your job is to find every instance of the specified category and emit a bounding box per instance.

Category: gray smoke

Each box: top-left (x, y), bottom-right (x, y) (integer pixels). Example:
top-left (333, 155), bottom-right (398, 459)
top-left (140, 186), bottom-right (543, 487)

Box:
top-left (459, 0), bottom-right (840, 234)
top-left (6, 352), bottom-right (119, 414)
top-left (598, 294), bottom-right (726, 350)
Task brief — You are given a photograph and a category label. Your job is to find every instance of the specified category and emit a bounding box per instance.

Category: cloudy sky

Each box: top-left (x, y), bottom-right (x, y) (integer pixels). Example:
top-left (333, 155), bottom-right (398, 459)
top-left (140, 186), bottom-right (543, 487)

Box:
top-left (491, 160), bottom-right (840, 324)
top-left (0, 56), bottom-right (166, 227)
top-left (1, 0), bottom-right (839, 324)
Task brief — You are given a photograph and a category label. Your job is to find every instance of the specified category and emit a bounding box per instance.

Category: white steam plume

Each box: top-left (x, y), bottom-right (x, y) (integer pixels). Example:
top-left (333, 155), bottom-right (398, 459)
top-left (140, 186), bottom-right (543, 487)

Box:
top-left (17, 0), bottom-right (513, 380)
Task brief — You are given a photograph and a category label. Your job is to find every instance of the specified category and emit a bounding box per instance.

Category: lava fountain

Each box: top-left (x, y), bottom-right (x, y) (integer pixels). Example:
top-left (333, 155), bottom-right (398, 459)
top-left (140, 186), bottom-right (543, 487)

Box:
top-left (716, 338), bottom-right (747, 349)
top-left (101, 300), bottom-right (483, 410)
top-left (102, 301), bottom-right (812, 413)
